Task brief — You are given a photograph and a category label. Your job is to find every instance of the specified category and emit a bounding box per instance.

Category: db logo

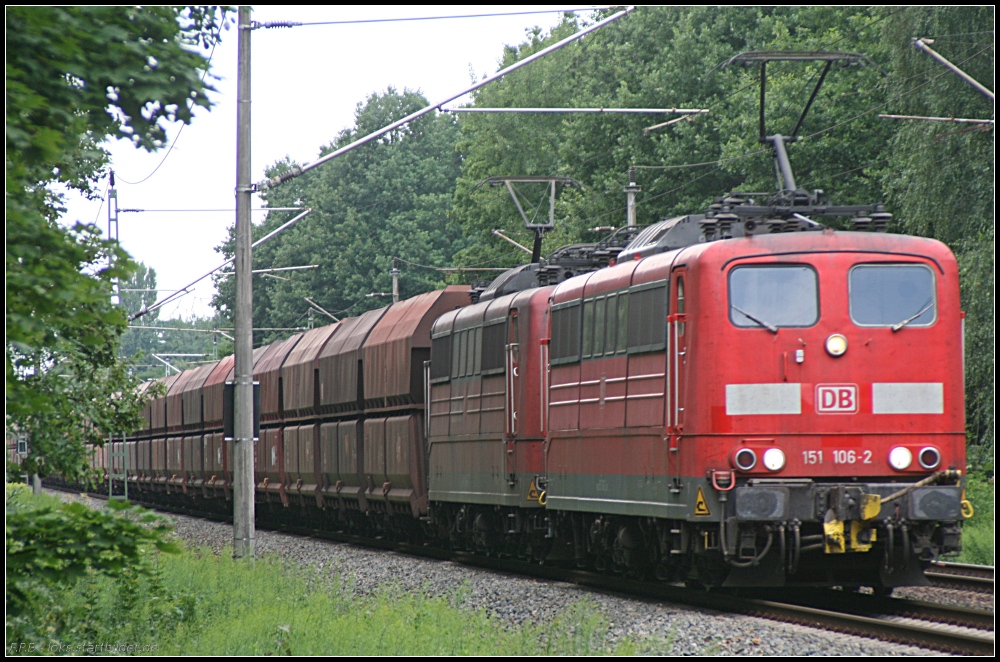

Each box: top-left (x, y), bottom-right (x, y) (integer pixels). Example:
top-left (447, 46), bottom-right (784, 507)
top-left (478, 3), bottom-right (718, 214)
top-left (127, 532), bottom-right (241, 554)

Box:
top-left (816, 384), bottom-right (858, 413)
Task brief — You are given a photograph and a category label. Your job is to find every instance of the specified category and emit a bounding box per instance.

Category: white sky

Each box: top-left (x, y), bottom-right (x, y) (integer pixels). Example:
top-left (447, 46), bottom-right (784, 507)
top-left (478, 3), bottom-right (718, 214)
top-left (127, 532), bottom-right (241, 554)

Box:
top-left (59, 6), bottom-right (604, 319)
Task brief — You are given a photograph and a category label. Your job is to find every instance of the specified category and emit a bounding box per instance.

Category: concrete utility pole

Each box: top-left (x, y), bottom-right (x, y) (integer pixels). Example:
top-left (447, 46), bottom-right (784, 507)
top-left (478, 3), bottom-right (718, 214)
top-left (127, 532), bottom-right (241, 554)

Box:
top-left (391, 258), bottom-right (400, 304)
top-left (624, 167), bottom-right (640, 227)
top-left (233, 5), bottom-right (255, 559)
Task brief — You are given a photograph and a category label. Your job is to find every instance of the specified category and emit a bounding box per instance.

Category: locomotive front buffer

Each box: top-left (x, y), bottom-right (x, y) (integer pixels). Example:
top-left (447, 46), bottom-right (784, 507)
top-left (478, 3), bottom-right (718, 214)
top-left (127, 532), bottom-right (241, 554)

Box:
top-left (723, 470), bottom-right (965, 585)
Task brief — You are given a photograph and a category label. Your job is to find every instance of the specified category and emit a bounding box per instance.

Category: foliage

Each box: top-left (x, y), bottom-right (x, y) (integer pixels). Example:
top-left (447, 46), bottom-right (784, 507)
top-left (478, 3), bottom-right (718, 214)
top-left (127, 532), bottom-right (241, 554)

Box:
top-left (6, 218), bottom-right (146, 478)
top-left (956, 471), bottom-right (995, 565)
top-left (450, 7), bottom-right (897, 270)
top-left (212, 88), bottom-right (465, 343)
top-left (6, 7), bottom-right (226, 195)
top-left (876, 7), bottom-right (995, 459)
top-left (6, 7), bottom-right (228, 479)
top-left (119, 262), bottom-right (161, 325)
top-left (125, 316), bottom-right (229, 381)
top-left (5, 490), bottom-right (180, 646)
top-left (5, 482), bottom-right (33, 503)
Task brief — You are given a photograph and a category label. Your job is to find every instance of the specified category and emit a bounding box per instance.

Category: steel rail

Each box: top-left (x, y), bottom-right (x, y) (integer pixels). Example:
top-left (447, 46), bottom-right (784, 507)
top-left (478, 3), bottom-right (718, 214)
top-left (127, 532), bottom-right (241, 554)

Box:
top-left (925, 561), bottom-right (995, 595)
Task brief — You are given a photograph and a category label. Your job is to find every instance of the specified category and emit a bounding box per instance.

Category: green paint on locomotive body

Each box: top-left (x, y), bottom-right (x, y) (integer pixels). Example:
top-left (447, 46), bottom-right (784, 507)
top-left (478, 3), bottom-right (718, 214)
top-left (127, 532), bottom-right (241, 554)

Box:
top-left (428, 437), bottom-right (544, 508)
top-left (545, 473), bottom-right (718, 521)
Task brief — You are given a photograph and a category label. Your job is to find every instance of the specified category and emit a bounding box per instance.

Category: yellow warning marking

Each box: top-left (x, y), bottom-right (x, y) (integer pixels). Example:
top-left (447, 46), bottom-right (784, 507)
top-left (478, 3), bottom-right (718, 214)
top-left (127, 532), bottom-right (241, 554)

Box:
top-left (526, 479), bottom-right (541, 501)
top-left (694, 486), bottom-right (711, 517)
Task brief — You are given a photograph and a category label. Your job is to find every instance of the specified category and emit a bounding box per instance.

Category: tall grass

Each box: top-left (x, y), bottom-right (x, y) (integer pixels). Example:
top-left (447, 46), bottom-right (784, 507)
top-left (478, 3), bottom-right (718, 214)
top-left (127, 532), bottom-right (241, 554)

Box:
top-left (150, 550), bottom-right (651, 655)
top-left (11, 537), bottom-right (666, 655)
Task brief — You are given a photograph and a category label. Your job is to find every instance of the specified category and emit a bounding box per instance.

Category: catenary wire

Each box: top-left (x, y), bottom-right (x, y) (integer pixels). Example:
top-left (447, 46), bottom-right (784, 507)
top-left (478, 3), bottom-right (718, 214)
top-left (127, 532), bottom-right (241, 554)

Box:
top-left (800, 44), bottom-right (995, 142)
top-left (254, 8), bottom-right (612, 29)
top-left (508, 9), bottom-right (914, 226)
top-left (922, 31), bottom-right (996, 39)
top-left (576, 39), bottom-right (995, 228)
top-left (115, 18), bottom-right (224, 186)
top-left (91, 179), bottom-right (110, 225)
top-left (394, 252), bottom-right (521, 272)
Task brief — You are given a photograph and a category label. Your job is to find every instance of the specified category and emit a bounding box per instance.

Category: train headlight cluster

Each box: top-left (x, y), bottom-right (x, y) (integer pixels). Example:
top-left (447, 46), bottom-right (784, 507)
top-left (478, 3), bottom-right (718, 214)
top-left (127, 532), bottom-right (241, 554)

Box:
top-left (732, 447), bottom-right (785, 472)
top-left (888, 446), bottom-right (913, 471)
top-left (733, 448), bottom-right (757, 471)
top-left (762, 448), bottom-right (785, 471)
top-left (825, 333), bottom-right (848, 357)
top-left (918, 446), bottom-right (941, 470)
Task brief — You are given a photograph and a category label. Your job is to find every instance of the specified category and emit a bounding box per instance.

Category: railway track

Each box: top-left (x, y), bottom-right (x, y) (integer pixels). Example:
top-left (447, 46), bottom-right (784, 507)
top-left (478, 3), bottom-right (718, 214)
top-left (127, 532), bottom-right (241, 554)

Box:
top-left (442, 555), bottom-right (994, 655)
top-left (47, 485), bottom-right (994, 655)
top-left (925, 561), bottom-right (995, 595)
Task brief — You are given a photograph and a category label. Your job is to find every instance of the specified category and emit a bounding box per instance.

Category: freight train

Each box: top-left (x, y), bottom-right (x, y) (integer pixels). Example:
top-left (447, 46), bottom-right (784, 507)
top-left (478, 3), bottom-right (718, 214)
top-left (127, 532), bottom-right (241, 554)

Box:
top-left (76, 217), bottom-right (969, 591)
top-left (55, 51), bottom-right (973, 590)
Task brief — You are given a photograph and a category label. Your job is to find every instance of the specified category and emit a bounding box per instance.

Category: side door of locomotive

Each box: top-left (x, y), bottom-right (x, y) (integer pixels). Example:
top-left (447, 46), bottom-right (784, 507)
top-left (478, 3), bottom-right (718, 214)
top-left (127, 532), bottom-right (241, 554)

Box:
top-left (667, 266), bottom-right (688, 480)
top-left (505, 308), bottom-right (520, 484)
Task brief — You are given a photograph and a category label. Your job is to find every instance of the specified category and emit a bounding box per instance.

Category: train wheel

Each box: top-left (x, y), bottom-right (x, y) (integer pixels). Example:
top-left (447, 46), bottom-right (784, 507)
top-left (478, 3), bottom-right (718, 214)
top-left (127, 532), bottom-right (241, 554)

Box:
top-left (871, 584), bottom-right (894, 598)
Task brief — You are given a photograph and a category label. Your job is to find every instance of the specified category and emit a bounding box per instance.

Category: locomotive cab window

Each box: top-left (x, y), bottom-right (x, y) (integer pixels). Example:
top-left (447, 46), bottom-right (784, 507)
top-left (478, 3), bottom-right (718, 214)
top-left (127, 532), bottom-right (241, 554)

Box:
top-left (580, 293), bottom-right (628, 361)
top-left (850, 263), bottom-right (936, 328)
top-left (729, 265), bottom-right (818, 329)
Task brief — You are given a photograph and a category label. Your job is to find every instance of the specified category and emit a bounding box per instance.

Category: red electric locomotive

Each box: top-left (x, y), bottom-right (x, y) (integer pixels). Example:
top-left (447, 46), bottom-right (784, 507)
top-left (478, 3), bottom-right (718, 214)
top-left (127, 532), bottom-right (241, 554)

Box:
top-left (533, 228), bottom-right (965, 588)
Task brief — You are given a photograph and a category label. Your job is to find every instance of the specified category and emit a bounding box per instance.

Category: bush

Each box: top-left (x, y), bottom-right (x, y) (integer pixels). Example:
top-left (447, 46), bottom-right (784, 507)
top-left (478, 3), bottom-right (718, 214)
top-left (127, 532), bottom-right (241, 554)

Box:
top-left (5, 490), bottom-right (179, 646)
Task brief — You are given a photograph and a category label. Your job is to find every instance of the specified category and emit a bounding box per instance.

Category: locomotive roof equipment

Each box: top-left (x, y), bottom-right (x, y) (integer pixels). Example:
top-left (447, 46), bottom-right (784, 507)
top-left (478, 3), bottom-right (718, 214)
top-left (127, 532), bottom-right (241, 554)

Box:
top-left (620, 51), bottom-right (893, 262)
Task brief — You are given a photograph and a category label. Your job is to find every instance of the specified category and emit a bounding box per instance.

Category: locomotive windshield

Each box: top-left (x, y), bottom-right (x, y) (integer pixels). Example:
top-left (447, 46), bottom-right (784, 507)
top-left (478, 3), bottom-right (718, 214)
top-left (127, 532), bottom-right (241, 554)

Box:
top-left (849, 263), bottom-right (936, 328)
top-left (729, 265), bottom-right (818, 329)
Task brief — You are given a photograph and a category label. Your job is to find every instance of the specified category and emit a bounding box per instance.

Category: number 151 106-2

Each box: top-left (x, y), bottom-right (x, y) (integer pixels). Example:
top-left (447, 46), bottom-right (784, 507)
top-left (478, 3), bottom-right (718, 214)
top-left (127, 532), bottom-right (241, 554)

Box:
top-left (802, 450), bottom-right (873, 465)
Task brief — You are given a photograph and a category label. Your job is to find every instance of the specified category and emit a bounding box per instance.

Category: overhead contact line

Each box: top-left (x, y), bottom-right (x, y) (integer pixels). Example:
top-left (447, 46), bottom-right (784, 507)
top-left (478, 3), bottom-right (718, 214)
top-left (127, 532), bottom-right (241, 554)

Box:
top-left (251, 8), bottom-right (615, 30)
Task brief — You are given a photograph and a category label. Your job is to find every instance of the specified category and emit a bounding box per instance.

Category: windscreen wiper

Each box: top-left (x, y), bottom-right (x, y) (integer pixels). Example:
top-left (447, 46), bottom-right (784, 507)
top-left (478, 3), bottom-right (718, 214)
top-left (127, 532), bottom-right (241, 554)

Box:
top-left (891, 299), bottom-right (934, 332)
top-left (731, 304), bottom-right (779, 333)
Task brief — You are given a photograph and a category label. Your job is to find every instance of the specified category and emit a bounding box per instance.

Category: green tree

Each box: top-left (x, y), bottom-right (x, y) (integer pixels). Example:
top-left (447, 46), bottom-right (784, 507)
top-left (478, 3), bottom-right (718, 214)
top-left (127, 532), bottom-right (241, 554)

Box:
top-left (213, 88), bottom-right (465, 342)
top-left (877, 7), bottom-right (994, 464)
top-left (6, 7), bottom-right (228, 479)
top-left (117, 264), bottom-right (225, 380)
top-left (118, 262), bottom-right (161, 370)
top-left (450, 7), bottom-right (897, 269)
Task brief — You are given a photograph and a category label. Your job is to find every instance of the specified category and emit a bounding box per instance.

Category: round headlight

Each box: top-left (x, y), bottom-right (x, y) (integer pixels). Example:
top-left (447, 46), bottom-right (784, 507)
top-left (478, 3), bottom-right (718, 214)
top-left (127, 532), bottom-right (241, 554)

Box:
top-left (918, 447), bottom-right (941, 470)
top-left (825, 333), bottom-right (848, 357)
top-left (888, 446), bottom-right (913, 471)
top-left (733, 448), bottom-right (757, 471)
top-left (762, 448), bottom-right (785, 472)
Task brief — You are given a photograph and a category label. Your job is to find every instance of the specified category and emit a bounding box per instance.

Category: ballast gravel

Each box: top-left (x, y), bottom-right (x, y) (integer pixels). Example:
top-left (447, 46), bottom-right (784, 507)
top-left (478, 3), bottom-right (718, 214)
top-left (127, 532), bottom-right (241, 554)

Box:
top-left (894, 585), bottom-right (994, 613)
top-left (49, 490), bottom-right (975, 655)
